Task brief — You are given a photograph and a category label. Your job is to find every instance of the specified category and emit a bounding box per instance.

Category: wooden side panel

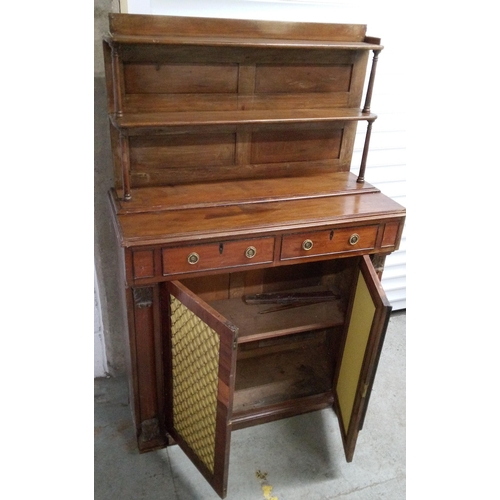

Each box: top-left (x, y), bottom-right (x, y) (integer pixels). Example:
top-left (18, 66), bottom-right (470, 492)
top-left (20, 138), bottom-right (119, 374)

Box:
top-left (251, 126), bottom-right (343, 164)
top-left (129, 133), bottom-right (236, 170)
top-left (255, 64), bottom-right (352, 94)
top-left (124, 63), bottom-right (239, 94)
top-left (381, 221), bottom-right (400, 248)
top-left (126, 121), bottom-right (360, 186)
top-left (132, 249), bottom-right (155, 279)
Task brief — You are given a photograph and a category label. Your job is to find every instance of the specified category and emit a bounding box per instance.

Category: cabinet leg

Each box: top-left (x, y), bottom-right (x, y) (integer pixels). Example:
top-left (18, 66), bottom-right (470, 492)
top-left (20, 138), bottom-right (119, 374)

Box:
top-left (127, 285), bottom-right (167, 452)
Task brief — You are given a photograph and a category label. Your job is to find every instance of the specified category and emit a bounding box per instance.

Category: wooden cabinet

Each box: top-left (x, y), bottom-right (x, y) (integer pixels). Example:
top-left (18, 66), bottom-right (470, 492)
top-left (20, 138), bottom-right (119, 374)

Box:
top-left (103, 13), bottom-right (405, 498)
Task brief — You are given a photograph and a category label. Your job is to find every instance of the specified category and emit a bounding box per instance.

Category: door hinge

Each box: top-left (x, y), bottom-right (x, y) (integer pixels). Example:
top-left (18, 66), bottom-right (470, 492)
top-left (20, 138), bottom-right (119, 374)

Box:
top-left (361, 383), bottom-right (369, 399)
top-left (133, 287), bottom-right (153, 308)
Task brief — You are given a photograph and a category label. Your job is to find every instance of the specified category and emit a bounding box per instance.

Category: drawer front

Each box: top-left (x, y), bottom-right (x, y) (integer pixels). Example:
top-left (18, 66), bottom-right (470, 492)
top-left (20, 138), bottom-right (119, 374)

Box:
top-left (163, 237), bottom-right (275, 275)
top-left (280, 225), bottom-right (378, 261)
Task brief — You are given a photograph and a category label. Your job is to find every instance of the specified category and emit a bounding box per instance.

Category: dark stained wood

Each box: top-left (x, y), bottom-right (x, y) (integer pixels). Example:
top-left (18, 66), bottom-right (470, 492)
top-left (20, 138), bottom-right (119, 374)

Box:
top-left (103, 14), bottom-right (405, 498)
top-left (111, 108), bottom-right (377, 129)
top-left (280, 225), bottom-right (379, 261)
top-left (114, 191), bottom-right (404, 247)
top-left (124, 62), bottom-right (239, 94)
top-left (231, 392), bottom-right (334, 431)
top-left (128, 284), bottom-right (165, 451)
top-left (129, 133), bottom-right (237, 170)
top-left (255, 64), bottom-right (353, 93)
top-left (381, 221), bottom-right (402, 249)
top-left (132, 249), bottom-right (155, 279)
top-left (162, 237), bottom-right (275, 276)
top-left (211, 290), bottom-right (345, 343)
top-left (233, 331), bottom-right (332, 413)
top-left (112, 172), bottom-right (377, 214)
top-left (251, 127), bottom-right (343, 164)
top-left (108, 14), bottom-right (370, 44)
top-left (362, 50), bottom-right (381, 114)
top-left (357, 118), bottom-right (375, 183)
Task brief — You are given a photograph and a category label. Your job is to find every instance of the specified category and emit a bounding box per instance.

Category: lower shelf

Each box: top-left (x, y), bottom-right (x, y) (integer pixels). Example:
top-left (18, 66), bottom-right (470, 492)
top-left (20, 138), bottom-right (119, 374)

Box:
top-left (231, 328), bottom-right (338, 428)
top-left (231, 392), bottom-right (334, 431)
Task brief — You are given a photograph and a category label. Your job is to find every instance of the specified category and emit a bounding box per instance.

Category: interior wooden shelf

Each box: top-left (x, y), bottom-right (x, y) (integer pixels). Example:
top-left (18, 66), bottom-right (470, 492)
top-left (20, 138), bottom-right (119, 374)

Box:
top-left (112, 172), bottom-right (379, 215)
top-left (111, 108), bottom-right (377, 130)
top-left (209, 286), bottom-right (346, 344)
top-left (232, 330), bottom-right (333, 414)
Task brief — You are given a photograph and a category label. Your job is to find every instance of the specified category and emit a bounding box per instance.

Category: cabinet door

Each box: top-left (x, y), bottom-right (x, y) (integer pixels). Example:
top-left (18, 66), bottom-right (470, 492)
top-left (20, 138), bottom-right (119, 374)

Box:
top-left (166, 280), bottom-right (238, 499)
top-left (333, 255), bottom-right (392, 461)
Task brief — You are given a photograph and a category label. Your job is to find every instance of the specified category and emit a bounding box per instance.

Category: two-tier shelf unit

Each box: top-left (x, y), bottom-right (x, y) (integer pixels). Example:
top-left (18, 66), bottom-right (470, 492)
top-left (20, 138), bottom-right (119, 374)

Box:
top-left (103, 13), bottom-right (406, 498)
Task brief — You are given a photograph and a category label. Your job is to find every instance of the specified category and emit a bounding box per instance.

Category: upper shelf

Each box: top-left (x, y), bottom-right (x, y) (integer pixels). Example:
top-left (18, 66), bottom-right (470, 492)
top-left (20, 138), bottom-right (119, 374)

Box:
top-left (104, 34), bottom-right (383, 51)
top-left (105, 13), bottom-right (382, 51)
top-left (110, 108), bottom-right (377, 130)
top-left (103, 14), bottom-right (383, 198)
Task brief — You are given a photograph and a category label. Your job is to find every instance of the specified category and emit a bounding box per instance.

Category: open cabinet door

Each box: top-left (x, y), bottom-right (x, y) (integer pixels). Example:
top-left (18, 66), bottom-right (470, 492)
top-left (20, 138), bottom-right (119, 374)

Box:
top-left (165, 280), bottom-right (238, 499)
top-left (333, 254), bottom-right (392, 462)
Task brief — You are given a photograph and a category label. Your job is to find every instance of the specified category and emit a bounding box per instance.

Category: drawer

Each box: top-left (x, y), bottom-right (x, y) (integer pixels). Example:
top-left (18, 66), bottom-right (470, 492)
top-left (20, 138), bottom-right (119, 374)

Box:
top-left (162, 237), bottom-right (275, 275)
top-left (280, 225), bottom-right (378, 261)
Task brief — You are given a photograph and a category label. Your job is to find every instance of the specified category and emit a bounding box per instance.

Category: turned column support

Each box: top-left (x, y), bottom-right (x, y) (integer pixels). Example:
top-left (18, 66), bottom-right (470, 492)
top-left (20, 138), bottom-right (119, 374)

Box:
top-left (362, 49), bottom-right (381, 114)
top-left (357, 118), bottom-right (376, 183)
top-left (110, 43), bottom-right (124, 118)
top-left (119, 130), bottom-right (132, 201)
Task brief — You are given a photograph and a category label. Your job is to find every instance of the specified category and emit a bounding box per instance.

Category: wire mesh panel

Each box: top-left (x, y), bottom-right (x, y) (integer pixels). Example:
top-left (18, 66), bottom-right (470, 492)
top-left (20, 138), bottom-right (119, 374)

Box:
top-left (170, 294), bottom-right (221, 473)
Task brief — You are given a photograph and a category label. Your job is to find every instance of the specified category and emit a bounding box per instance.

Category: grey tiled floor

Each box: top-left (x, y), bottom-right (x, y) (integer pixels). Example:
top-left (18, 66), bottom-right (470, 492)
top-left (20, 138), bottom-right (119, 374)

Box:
top-left (95, 311), bottom-right (405, 499)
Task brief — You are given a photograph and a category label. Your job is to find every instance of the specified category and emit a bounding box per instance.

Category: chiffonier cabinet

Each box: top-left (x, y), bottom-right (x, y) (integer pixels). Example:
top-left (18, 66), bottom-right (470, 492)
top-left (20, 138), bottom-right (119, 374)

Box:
top-left (102, 13), bottom-right (405, 498)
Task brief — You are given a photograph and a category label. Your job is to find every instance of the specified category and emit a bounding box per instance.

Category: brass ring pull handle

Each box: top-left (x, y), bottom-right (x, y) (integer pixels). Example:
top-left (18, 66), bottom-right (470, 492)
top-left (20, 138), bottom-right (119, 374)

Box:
top-left (245, 246), bottom-right (257, 259)
top-left (302, 239), bottom-right (314, 251)
top-left (349, 233), bottom-right (360, 245)
top-left (187, 252), bottom-right (200, 265)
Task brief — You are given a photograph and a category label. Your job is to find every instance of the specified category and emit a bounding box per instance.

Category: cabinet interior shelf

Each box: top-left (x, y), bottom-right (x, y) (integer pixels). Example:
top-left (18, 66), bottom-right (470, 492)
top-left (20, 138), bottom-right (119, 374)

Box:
top-left (111, 108), bottom-right (376, 130)
top-left (210, 286), bottom-right (346, 344)
top-left (232, 331), bottom-right (335, 420)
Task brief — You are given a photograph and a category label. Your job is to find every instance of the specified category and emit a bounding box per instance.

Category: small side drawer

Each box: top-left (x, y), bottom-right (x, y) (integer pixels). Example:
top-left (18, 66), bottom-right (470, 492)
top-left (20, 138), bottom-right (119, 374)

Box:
top-left (162, 237), bottom-right (275, 276)
top-left (280, 225), bottom-right (378, 261)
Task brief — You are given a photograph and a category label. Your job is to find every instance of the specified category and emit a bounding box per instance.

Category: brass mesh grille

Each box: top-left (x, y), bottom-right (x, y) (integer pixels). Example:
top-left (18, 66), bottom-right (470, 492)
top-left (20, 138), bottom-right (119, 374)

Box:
top-left (170, 295), bottom-right (220, 474)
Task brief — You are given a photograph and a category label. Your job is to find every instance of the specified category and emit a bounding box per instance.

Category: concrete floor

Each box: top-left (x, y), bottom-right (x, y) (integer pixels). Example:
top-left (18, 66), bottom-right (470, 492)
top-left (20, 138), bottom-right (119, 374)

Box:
top-left (95, 311), bottom-right (405, 500)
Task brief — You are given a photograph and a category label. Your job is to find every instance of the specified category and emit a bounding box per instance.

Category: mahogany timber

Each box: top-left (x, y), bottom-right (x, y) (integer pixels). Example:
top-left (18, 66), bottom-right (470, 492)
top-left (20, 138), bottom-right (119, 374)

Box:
top-left (103, 13), bottom-right (406, 498)
top-left (111, 190), bottom-right (404, 247)
top-left (107, 13), bottom-right (379, 46)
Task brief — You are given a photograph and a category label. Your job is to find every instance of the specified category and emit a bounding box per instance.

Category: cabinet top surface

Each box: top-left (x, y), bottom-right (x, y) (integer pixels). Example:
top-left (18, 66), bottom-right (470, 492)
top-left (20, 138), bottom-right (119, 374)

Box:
top-left (111, 173), bottom-right (405, 247)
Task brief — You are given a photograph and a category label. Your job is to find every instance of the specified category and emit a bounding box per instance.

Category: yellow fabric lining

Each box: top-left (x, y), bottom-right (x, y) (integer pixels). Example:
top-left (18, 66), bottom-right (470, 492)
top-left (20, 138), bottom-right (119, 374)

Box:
top-left (336, 270), bottom-right (375, 433)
